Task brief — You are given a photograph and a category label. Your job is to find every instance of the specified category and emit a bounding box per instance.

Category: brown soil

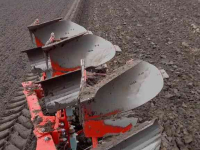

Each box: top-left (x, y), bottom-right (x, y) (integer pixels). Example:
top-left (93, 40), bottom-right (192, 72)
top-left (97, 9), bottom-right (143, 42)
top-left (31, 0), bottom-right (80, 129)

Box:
top-left (80, 0), bottom-right (200, 149)
top-left (0, 0), bottom-right (74, 114)
top-left (1, 0), bottom-right (200, 149)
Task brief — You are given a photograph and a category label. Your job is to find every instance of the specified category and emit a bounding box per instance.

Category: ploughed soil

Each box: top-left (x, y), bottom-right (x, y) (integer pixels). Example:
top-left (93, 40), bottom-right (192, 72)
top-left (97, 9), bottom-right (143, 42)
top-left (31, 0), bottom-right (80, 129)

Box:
top-left (80, 0), bottom-right (200, 149)
top-left (1, 0), bottom-right (200, 150)
top-left (0, 0), bottom-right (74, 114)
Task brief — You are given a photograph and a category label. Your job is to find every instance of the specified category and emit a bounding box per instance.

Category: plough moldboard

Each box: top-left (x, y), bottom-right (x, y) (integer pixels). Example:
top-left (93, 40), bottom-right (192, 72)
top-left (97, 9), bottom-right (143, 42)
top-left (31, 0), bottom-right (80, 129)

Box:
top-left (21, 18), bottom-right (166, 150)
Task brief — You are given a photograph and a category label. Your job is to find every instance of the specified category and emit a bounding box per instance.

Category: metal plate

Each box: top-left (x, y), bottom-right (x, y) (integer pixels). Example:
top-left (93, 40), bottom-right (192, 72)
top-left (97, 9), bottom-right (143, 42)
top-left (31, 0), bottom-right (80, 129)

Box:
top-left (22, 47), bottom-right (49, 70)
top-left (49, 34), bottom-right (116, 69)
top-left (91, 120), bottom-right (161, 150)
top-left (36, 70), bottom-right (81, 113)
top-left (81, 61), bottom-right (163, 117)
top-left (30, 20), bottom-right (87, 45)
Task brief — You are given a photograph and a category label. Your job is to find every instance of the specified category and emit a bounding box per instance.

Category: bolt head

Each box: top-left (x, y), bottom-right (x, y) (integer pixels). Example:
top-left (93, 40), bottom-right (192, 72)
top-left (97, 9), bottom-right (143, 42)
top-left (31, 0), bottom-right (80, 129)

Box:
top-left (61, 128), bottom-right (66, 132)
top-left (60, 122), bottom-right (65, 127)
top-left (60, 138), bottom-right (67, 142)
top-left (41, 128), bottom-right (45, 132)
top-left (44, 136), bottom-right (50, 141)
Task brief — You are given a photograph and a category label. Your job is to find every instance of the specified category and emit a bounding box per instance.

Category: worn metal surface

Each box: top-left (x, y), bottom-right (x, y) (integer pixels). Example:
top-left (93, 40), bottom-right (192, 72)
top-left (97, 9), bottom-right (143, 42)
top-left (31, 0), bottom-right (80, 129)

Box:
top-left (28, 18), bottom-right (62, 31)
top-left (22, 47), bottom-right (50, 71)
top-left (104, 117), bottom-right (138, 128)
top-left (48, 34), bottom-right (116, 69)
top-left (36, 70), bottom-right (81, 113)
top-left (91, 120), bottom-right (161, 150)
top-left (25, 21), bottom-right (116, 74)
top-left (29, 19), bottom-right (87, 45)
top-left (81, 60), bottom-right (163, 117)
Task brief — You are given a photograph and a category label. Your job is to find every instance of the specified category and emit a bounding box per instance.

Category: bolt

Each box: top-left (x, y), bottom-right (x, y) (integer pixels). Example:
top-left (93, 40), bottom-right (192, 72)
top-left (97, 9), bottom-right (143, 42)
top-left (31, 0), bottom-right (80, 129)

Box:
top-left (61, 128), bottom-right (66, 132)
top-left (60, 138), bottom-right (67, 142)
top-left (44, 136), bottom-right (50, 141)
top-left (59, 122), bottom-right (65, 127)
top-left (41, 128), bottom-right (45, 132)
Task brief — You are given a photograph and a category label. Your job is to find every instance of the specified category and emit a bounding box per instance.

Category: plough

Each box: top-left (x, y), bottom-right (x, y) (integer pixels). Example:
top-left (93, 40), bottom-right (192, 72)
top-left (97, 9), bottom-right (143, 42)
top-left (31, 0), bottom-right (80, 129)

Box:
top-left (21, 18), bottom-right (166, 150)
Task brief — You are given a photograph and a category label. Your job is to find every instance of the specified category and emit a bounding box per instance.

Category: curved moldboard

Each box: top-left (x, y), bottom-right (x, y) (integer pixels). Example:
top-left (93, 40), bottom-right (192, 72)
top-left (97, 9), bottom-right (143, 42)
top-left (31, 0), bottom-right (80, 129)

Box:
top-left (49, 34), bottom-right (116, 69)
top-left (81, 61), bottom-right (163, 117)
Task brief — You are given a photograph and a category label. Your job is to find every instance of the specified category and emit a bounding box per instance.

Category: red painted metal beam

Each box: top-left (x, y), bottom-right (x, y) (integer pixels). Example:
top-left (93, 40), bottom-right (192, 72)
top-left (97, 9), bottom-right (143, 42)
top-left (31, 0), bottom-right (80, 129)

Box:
top-left (84, 120), bottom-right (132, 138)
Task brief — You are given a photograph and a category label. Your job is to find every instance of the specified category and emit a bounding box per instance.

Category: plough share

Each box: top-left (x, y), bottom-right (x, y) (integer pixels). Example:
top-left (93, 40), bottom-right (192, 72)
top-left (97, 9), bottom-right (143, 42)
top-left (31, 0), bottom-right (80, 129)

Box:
top-left (21, 18), bottom-right (166, 150)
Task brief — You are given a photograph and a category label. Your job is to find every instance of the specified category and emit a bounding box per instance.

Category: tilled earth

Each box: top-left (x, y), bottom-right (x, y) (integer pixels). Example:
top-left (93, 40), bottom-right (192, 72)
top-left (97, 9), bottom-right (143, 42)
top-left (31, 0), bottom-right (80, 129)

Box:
top-left (80, 0), bottom-right (200, 149)
top-left (1, 0), bottom-right (200, 150)
top-left (0, 0), bottom-right (74, 114)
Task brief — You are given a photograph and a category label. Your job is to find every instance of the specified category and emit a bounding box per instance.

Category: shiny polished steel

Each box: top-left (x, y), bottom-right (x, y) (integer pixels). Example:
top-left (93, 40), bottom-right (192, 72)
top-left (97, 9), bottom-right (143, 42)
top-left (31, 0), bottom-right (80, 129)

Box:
top-left (47, 34), bottom-right (116, 69)
top-left (22, 47), bottom-right (50, 71)
top-left (81, 60), bottom-right (164, 116)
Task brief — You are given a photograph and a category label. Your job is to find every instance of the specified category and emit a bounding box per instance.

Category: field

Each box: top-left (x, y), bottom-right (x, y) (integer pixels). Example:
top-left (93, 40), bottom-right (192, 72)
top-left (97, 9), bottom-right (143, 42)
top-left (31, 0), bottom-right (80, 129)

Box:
top-left (0, 0), bottom-right (73, 113)
top-left (0, 0), bottom-right (200, 149)
top-left (79, 0), bottom-right (200, 149)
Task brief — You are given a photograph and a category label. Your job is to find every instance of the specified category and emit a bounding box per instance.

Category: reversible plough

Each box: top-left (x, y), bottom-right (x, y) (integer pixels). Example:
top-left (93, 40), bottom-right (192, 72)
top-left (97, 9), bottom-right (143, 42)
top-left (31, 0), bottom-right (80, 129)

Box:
top-left (20, 18), bottom-right (166, 150)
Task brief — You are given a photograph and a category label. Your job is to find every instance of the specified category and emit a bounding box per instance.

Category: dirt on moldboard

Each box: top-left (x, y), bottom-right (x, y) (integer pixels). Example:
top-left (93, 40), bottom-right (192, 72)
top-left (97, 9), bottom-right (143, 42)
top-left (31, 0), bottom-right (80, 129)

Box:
top-left (0, 0), bottom-right (74, 114)
top-left (80, 0), bottom-right (200, 149)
